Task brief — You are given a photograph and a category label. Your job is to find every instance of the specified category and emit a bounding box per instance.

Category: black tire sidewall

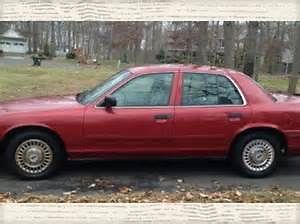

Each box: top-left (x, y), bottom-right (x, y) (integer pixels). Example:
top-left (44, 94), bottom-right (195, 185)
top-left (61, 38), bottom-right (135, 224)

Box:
top-left (233, 132), bottom-right (281, 178)
top-left (4, 130), bottom-right (64, 179)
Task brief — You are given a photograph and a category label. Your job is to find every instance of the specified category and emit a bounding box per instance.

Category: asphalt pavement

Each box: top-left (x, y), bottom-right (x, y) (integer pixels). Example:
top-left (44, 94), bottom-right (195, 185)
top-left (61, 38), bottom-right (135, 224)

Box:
top-left (0, 157), bottom-right (300, 196)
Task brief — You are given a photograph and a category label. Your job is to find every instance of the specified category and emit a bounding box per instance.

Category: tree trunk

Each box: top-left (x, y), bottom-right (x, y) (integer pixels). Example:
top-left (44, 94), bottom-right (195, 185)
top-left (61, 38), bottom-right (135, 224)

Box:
top-left (107, 23), bottom-right (113, 60)
top-left (32, 22), bottom-right (38, 53)
top-left (186, 22), bottom-right (193, 63)
top-left (143, 23), bottom-right (150, 63)
top-left (224, 21), bottom-right (235, 68)
top-left (288, 22), bottom-right (300, 94)
top-left (27, 22), bottom-right (32, 54)
top-left (243, 21), bottom-right (259, 77)
top-left (196, 21), bottom-right (208, 65)
top-left (50, 22), bottom-right (56, 57)
top-left (255, 22), bottom-right (266, 80)
top-left (57, 21), bottom-right (62, 52)
top-left (67, 22), bottom-right (72, 52)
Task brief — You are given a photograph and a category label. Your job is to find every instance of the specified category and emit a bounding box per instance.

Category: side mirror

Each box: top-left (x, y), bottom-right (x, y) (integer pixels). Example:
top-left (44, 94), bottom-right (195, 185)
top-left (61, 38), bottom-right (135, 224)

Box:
top-left (103, 96), bottom-right (117, 108)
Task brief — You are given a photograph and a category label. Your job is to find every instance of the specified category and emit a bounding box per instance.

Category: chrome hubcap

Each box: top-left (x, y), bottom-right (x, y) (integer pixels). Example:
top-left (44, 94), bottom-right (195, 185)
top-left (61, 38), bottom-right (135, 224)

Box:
top-left (242, 139), bottom-right (275, 172)
top-left (15, 139), bottom-right (53, 174)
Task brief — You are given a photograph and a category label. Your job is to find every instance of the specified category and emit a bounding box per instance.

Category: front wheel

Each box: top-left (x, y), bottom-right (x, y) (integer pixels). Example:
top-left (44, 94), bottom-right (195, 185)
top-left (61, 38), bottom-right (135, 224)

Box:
top-left (232, 132), bottom-right (281, 178)
top-left (4, 131), bottom-right (65, 179)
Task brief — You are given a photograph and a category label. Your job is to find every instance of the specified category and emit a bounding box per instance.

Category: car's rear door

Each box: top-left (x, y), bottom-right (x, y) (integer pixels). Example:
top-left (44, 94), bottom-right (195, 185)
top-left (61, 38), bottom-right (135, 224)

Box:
top-left (172, 71), bottom-right (251, 156)
top-left (83, 72), bottom-right (178, 156)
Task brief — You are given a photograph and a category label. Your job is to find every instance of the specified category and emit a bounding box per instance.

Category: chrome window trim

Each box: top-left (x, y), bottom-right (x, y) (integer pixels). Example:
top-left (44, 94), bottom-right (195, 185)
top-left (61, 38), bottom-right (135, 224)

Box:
top-left (95, 106), bottom-right (173, 109)
top-left (94, 72), bottom-right (247, 109)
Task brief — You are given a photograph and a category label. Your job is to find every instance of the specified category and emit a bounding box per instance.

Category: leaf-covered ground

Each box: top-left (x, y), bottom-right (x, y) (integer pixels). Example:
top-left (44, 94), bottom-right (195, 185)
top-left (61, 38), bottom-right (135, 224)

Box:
top-left (1, 187), bottom-right (300, 203)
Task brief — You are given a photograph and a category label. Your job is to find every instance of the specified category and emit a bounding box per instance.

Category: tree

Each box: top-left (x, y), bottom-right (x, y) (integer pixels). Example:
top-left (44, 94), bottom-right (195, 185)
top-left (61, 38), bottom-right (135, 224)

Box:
top-left (288, 22), bottom-right (300, 95)
top-left (43, 43), bottom-right (50, 57)
top-left (196, 21), bottom-right (208, 65)
top-left (243, 21), bottom-right (259, 77)
top-left (32, 22), bottom-right (39, 53)
top-left (50, 22), bottom-right (56, 57)
top-left (26, 22), bottom-right (32, 54)
top-left (186, 22), bottom-right (193, 63)
top-left (224, 21), bottom-right (235, 68)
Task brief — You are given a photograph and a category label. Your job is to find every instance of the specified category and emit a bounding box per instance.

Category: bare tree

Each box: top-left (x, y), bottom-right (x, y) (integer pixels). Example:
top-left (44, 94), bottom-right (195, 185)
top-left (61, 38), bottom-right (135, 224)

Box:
top-left (185, 22), bottom-right (193, 63)
top-left (288, 22), bottom-right (300, 94)
top-left (224, 21), bottom-right (235, 68)
top-left (32, 22), bottom-right (39, 53)
top-left (243, 21), bottom-right (259, 77)
top-left (50, 22), bottom-right (56, 57)
top-left (196, 21), bottom-right (208, 65)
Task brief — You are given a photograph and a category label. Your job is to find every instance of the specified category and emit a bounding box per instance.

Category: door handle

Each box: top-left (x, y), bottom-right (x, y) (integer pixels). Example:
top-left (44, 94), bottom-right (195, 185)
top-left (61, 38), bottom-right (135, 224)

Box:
top-left (154, 114), bottom-right (172, 120)
top-left (227, 112), bottom-right (242, 121)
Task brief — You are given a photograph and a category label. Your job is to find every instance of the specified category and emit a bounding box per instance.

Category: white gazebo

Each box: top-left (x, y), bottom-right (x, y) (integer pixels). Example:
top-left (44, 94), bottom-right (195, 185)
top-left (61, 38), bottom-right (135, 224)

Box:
top-left (0, 28), bottom-right (28, 57)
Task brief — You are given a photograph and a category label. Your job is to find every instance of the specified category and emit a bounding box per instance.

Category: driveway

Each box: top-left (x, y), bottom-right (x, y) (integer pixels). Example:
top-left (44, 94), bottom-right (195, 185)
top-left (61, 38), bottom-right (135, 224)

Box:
top-left (0, 157), bottom-right (300, 196)
top-left (0, 56), bottom-right (77, 69)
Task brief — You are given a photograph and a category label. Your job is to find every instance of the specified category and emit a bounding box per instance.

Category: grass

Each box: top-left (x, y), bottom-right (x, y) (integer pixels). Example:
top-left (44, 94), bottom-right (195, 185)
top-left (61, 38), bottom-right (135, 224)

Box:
top-left (0, 64), bottom-right (121, 101)
top-left (258, 74), bottom-right (291, 93)
top-left (0, 62), bottom-right (294, 102)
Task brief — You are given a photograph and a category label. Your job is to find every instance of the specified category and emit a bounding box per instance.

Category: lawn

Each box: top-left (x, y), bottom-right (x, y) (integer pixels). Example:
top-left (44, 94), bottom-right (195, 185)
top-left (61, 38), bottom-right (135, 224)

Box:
top-left (0, 62), bottom-right (293, 102)
top-left (0, 64), bottom-right (121, 101)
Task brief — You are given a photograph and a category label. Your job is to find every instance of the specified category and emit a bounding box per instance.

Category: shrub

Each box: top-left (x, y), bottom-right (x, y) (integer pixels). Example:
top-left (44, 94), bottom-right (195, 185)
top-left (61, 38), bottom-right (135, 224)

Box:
top-left (120, 52), bottom-right (128, 64)
top-left (43, 44), bottom-right (50, 57)
top-left (0, 49), bottom-right (3, 57)
top-left (156, 49), bottom-right (166, 63)
top-left (66, 52), bottom-right (76, 59)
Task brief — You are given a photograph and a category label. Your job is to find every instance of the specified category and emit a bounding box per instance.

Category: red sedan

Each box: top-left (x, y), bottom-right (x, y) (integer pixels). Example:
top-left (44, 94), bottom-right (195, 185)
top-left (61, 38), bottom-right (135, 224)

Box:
top-left (0, 64), bottom-right (298, 179)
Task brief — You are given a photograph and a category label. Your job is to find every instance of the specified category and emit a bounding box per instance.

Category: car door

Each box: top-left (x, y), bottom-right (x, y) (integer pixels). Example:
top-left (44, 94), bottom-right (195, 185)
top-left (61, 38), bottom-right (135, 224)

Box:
top-left (173, 72), bottom-right (251, 156)
top-left (83, 72), bottom-right (176, 156)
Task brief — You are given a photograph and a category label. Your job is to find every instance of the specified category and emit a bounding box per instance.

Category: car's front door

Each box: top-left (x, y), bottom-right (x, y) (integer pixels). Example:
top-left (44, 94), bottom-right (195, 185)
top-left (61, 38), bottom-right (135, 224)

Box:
top-left (173, 72), bottom-right (251, 156)
top-left (83, 72), bottom-right (176, 156)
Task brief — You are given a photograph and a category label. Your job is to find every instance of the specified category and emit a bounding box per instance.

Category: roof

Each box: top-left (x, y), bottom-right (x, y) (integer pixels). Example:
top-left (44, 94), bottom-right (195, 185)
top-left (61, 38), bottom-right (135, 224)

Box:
top-left (0, 28), bottom-right (26, 41)
top-left (128, 64), bottom-right (231, 76)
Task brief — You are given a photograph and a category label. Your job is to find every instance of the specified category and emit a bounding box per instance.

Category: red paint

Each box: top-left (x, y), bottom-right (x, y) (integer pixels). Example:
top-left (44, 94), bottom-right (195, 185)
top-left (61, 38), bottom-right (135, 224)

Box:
top-left (1, 64), bottom-right (300, 159)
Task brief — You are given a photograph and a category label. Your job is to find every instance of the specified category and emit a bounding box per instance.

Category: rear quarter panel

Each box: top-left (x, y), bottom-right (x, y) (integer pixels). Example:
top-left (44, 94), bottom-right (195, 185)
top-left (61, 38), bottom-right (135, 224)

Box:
top-left (250, 102), bottom-right (300, 154)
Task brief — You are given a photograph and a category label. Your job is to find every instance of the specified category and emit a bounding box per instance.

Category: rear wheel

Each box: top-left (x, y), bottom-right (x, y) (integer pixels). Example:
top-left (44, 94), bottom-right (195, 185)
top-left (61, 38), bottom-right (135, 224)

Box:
top-left (232, 132), bottom-right (281, 177)
top-left (4, 130), bottom-right (65, 179)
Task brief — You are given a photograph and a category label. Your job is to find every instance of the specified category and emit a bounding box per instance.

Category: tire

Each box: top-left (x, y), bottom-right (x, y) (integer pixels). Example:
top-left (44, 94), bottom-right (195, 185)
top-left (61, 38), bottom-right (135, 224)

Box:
top-left (232, 131), bottom-right (281, 178)
top-left (4, 130), bottom-right (65, 179)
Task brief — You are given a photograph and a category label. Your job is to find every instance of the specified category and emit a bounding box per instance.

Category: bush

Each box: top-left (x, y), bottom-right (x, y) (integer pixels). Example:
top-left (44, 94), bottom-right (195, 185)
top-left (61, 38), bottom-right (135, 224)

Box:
top-left (156, 49), bottom-right (166, 63)
top-left (66, 52), bottom-right (76, 59)
top-left (120, 52), bottom-right (128, 64)
top-left (0, 49), bottom-right (3, 57)
top-left (43, 44), bottom-right (50, 57)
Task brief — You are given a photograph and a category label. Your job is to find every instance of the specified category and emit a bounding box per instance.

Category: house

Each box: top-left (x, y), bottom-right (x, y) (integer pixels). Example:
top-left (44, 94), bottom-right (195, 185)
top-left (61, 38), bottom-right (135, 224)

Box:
top-left (164, 24), bottom-right (247, 64)
top-left (0, 28), bottom-right (28, 57)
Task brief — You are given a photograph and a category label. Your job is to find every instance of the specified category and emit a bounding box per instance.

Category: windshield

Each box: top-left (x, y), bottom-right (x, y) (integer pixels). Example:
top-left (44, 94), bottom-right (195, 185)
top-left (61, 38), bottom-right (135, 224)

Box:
top-left (76, 70), bottom-right (130, 105)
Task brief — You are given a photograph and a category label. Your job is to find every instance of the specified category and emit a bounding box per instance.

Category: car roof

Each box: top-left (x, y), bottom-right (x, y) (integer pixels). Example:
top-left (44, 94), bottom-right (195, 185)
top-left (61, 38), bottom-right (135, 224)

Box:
top-left (128, 64), bottom-right (232, 76)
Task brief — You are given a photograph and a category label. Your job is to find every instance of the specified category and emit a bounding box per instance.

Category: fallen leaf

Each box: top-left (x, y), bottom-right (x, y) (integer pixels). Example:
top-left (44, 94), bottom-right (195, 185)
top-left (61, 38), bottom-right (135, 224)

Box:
top-left (185, 192), bottom-right (194, 200)
top-left (88, 183), bottom-right (96, 189)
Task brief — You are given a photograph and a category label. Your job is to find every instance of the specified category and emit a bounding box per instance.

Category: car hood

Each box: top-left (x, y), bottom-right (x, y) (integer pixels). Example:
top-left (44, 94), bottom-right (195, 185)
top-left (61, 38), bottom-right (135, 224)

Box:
top-left (0, 95), bottom-right (82, 113)
top-left (272, 93), bottom-right (300, 103)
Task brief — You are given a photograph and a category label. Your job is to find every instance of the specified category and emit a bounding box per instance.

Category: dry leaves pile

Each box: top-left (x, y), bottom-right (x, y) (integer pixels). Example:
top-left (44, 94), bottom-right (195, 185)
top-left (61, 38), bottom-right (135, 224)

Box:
top-left (1, 188), bottom-right (300, 203)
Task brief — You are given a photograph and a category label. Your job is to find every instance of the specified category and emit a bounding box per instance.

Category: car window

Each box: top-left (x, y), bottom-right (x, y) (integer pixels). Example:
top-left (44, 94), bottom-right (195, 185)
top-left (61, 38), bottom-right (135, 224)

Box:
top-left (111, 73), bottom-right (173, 107)
top-left (182, 73), bottom-right (243, 106)
top-left (77, 70), bottom-right (130, 105)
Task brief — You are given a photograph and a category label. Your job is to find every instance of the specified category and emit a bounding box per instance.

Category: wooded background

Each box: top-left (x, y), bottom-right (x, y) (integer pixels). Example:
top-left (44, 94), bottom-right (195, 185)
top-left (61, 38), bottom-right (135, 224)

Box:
top-left (0, 21), bottom-right (300, 93)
